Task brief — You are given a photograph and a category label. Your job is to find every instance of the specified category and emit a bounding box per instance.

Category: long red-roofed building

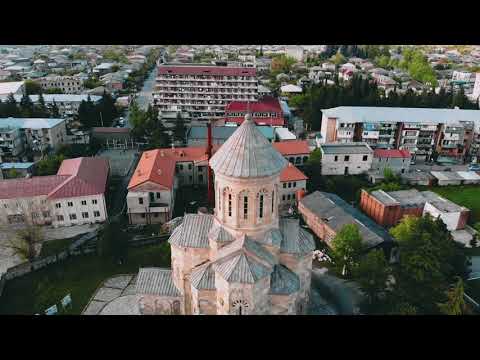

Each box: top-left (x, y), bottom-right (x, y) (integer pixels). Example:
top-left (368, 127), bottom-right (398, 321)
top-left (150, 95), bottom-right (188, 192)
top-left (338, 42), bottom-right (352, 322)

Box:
top-left (0, 157), bottom-right (109, 227)
top-left (223, 96), bottom-right (285, 127)
top-left (127, 142), bottom-right (310, 224)
top-left (153, 63), bottom-right (258, 120)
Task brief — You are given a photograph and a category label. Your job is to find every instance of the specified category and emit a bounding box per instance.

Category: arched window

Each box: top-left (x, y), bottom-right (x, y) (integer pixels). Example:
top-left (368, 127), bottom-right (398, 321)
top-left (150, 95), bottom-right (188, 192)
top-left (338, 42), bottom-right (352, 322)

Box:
top-left (259, 194), bottom-right (264, 218)
top-left (228, 194), bottom-right (232, 217)
top-left (271, 190), bottom-right (275, 213)
top-left (231, 299), bottom-right (249, 315)
top-left (243, 195), bottom-right (248, 220)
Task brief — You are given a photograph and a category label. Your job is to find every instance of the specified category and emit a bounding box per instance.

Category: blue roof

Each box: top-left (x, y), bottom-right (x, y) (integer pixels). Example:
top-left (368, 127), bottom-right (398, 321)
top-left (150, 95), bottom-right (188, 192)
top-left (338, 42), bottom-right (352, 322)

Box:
top-left (188, 125), bottom-right (274, 140)
top-left (0, 162), bottom-right (34, 169)
top-left (0, 118), bottom-right (65, 129)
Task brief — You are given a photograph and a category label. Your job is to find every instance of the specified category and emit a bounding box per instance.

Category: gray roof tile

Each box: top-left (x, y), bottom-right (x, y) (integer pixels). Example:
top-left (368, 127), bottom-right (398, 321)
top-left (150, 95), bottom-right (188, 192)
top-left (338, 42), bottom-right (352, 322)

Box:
top-left (135, 268), bottom-right (181, 297)
top-left (269, 265), bottom-right (300, 295)
top-left (214, 253), bottom-right (271, 284)
top-left (279, 218), bottom-right (316, 255)
top-left (168, 214), bottom-right (214, 248)
top-left (209, 114), bottom-right (288, 178)
top-left (190, 262), bottom-right (216, 290)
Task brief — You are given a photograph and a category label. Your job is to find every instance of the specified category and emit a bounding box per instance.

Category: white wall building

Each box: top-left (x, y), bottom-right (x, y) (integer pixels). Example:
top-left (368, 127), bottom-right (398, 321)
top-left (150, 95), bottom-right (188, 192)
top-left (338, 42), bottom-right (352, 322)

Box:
top-left (320, 143), bottom-right (373, 175)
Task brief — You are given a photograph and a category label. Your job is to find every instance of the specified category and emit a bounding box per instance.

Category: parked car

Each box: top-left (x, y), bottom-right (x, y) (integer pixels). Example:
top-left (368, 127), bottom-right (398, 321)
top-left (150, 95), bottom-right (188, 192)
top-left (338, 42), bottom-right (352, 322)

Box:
top-left (468, 163), bottom-right (480, 172)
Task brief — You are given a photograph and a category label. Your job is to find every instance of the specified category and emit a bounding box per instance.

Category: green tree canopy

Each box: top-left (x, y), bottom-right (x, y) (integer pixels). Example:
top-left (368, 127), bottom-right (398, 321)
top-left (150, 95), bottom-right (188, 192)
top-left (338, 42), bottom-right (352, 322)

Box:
top-left (331, 223), bottom-right (366, 277)
top-left (24, 80), bottom-right (43, 95)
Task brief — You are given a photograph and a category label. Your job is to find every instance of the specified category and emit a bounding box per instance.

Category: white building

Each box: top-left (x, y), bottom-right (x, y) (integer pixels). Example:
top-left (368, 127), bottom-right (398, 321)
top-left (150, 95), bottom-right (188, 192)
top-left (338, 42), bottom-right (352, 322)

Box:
top-left (0, 157), bottom-right (109, 227)
top-left (36, 75), bottom-right (84, 94)
top-left (0, 81), bottom-right (24, 96)
top-left (320, 143), bottom-right (373, 175)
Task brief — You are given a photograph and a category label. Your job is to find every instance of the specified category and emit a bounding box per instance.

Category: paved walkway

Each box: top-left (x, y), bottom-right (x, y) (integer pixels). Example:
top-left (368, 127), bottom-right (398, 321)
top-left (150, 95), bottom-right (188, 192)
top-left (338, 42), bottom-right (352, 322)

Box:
top-left (83, 274), bottom-right (139, 315)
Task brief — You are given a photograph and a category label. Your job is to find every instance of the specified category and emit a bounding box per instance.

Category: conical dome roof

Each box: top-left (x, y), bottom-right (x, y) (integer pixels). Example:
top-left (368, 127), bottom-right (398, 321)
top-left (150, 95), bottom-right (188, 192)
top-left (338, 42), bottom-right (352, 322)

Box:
top-left (209, 113), bottom-right (288, 178)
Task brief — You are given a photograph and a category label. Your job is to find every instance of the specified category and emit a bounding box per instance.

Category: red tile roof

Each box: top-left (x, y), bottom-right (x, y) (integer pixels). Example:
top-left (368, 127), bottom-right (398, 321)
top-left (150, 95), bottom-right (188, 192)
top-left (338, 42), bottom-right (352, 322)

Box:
top-left (129, 141), bottom-right (312, 191)
top-left (280, 163), bottom-right (308, 182)
top-left (225, 96), bottom-right (281, 113)
top-left (0, 175), bottom-right (69, 199)
top-left (225, 117), bottom-right (285, 126)
top-left (158, 65), bottom-right (256, 77)
top-left (48, 157), bottom-right (110, 199)
top-left (128, 147), bottom-right (212, 191)
top-left (272, 140), bottom-right (311, 155)
top-left (0, 157), bottom-right (109, 200)
top-left (374, 149), bottom-right (411, 159)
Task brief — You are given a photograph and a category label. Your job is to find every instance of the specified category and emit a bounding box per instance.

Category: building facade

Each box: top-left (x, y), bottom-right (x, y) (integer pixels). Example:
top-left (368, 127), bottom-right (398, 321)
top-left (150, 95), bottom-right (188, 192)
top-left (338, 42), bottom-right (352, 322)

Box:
top-left (321, 106), bottom-right (480, 162)
top-left (320, 143), bottom-right (373, 176)
top-left (0, 157), bottom-right (109, 227)
top-left (372, 149), bottom-right (411, 175)
top-left (153, 63), bottom-right (258, 120)
top-left (36, 75), bottom-right (84, 94)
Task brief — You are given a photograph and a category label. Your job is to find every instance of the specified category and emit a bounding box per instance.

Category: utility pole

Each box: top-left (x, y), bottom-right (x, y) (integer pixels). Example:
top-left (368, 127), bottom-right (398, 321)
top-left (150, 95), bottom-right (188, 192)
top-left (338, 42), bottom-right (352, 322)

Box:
top-left (100, 111), bottom-right (104, 127)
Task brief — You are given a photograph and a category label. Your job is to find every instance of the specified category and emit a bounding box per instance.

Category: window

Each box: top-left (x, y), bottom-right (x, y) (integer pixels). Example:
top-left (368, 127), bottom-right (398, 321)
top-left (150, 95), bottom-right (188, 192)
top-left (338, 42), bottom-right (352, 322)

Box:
top-left (156, 192), bottom-right (161, 199)
top-left (57, 215), bottom-right (64, 221)
top-left (139, 198), bottom-right (144, 204)
top-left (179, 164), bottom-right (184, 170)
top-left (69, 214), bottom-right (77, 220)
top-left (282, 195), bottom-right (286, 201)
top-left (228, 194), bottom-right (232, 217)
top-left (141, 213), bottom-right (146, 218)
top-left (287, 194), bottom-right (291, 200)
top-left (92, 199), bottom-right (97, 205)
top-left (149, 192), bottom-right (155, 202)
top-left (243, 196), bottom-right (248, 220)
top-left (344, 155), bottom-right (350, 161)
top-left (188, 164), bottom-right (192, 170)
top-left (259, 195), bottom-right (264, 218)
top-left (272, 191), bottom-right (274, 213)
top-left (283, 183), bottom-right (286, 188)
top-left (43, 211), bottom-right (50, 218)
top-left (56, 203), bottom-right (61, 209)
top-left (363, 155), bottom-right (368, 161)
top-left (334, 156), bottom-right (338, 162)
top-left (293, 182), bottom-right (297, 188)
top-left (68, 202), bottom-right (73, 207)
top-left (82, 212), bottom-right (89, 219)
top-left (32, 212), bottom-right (39, 219)
top-left (288, 182), bottom-right (292, 188)
top-left (81, 200), bottom-right (87, 206)
top-left (94, 211), bottom-right (100, 217)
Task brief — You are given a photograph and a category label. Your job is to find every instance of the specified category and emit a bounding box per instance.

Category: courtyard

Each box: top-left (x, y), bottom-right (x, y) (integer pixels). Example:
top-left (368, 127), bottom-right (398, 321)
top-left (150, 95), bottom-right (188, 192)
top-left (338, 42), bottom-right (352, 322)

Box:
top-left (0, 242), bottom-right (171, 315)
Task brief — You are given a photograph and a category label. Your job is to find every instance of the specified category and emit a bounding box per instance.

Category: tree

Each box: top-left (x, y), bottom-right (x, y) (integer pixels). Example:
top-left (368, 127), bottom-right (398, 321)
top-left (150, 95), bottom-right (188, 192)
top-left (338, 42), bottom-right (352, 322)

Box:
top-left (34, 93), bottom-right (49, 118)
top-left (389, 215), bottom-right (471, 314)
top-left (97, 91), bottom-right (118, 127)
top-left (331, 224), bottom-right (365, 277)
top-left (173, 112), bottom-right (186, 144)
top-left (49, 100), bottom-right (60, 118)
top-left (353, 249), bottom-right (391, 305)
top-left (331, 52), bottom-right (346, 66)
top-left (8, 225), bottom-right (44, 262)
top-left (7, 168), bottom-right (20, 178)
top-left (24, 80), bottom-right (43, 95)
top-left (19, 92), bottom-right (35, 117)
top-left (306, 148), bottom-right (322, 166)
top-left (437, 277), bottom-right (468, 315)
top-left (4, 93), bottom-right (19, 117)
top-left (36, 154), bottom-right (65, 175)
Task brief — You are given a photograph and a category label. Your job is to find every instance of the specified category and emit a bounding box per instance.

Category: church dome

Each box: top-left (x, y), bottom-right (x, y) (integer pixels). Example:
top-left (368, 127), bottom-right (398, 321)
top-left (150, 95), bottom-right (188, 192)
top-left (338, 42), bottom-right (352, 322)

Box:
top-left (209, 113), bottom-right (288, 178)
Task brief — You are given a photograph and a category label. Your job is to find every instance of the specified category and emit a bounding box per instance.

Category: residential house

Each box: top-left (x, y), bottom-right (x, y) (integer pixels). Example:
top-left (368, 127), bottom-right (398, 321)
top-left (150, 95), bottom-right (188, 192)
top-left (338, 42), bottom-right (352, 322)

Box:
top-left (320, 143), bottom-right (373, 175)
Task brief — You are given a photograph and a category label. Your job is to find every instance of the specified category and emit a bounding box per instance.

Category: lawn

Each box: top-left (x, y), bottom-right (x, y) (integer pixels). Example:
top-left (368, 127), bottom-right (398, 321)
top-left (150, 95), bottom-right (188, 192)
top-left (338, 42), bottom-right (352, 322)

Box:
top-left (0, 242), bottom-right (171, 315)
top-left (426, 185), bottom-right (480, 224)
top-left (39, 236), bottom-right (80, 258)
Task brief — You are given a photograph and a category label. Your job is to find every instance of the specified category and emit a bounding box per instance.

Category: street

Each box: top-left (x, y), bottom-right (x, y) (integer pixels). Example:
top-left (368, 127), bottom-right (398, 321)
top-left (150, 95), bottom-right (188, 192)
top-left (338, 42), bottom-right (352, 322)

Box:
top-left (410, 162), bottom-right (468, 172)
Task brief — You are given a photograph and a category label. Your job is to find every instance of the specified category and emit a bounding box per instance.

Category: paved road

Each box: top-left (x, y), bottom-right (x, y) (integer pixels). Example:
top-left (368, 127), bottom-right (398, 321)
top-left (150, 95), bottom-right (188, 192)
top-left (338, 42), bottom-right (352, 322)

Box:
top-left (411, 163), bottom-right (468, 172)
top-left (126, 50), bottom-right (164, 128)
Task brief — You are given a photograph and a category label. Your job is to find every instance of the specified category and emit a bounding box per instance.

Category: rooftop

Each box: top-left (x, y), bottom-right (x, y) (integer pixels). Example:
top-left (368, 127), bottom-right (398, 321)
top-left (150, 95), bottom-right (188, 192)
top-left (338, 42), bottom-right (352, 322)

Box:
top-left (209, 114), bottom-right (288, 178)
top-left (322, 106), bottom-right (480, 131)
top-left (280, 163), bottom-right (308, 182)
top-left (0, 81), bottom-right (23, 95)
top-left (300, 191), bottom-right (392, 248)
top-left (272, 140), bottom-right (310, 155)
top-left (158, 63), bottom-right (256, 77)
top-left (374, 149), bottom-right (411, 159)
top-left (320, 143), bottom-right (373, 155)
top-left (188, 125), bottom-right (274, 141)
top-left (0, 157), bottom-right (108, 200)
top-left (135, 268), bottom-right (181, 297)
top-left (0, 117), bottom-right (65, 129)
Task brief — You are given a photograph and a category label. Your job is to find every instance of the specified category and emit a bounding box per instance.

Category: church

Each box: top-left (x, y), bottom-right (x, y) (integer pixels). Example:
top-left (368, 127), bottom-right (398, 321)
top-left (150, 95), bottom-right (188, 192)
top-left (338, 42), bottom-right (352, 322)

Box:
top-left (135, 113), bottom-right (316, 315)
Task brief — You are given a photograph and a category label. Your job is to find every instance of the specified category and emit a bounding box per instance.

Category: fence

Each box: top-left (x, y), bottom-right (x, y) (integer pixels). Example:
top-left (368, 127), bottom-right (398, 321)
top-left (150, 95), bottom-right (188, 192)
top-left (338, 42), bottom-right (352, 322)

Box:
top-left (0, 227), bottom-right (170, 300)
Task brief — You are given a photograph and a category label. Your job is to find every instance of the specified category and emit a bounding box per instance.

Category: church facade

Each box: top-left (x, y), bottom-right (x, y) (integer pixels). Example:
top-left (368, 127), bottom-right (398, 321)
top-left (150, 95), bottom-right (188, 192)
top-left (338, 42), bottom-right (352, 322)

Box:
top-left (135, 113), bottom-right (315, 315)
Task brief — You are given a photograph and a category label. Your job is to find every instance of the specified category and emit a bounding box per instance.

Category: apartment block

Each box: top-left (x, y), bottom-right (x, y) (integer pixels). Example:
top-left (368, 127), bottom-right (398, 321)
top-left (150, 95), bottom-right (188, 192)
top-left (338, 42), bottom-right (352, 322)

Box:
top-left (321, 106), bottom-right (480, 162)
top-left (153, 63), bottom-right (258, 120)
top-left (36, 75), bottom-right (84, 94)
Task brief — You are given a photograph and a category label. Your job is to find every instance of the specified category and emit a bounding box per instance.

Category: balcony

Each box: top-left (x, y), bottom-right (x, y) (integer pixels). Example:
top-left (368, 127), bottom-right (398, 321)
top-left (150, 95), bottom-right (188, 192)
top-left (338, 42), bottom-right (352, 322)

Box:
top-left (149, 203), bottom-right (170, 213)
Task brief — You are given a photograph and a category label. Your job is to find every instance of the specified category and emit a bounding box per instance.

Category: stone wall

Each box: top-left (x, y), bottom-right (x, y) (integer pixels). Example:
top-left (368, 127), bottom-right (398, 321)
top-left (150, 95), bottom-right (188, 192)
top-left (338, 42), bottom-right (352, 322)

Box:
top-left (137, 294), bottom-right (183, 315)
